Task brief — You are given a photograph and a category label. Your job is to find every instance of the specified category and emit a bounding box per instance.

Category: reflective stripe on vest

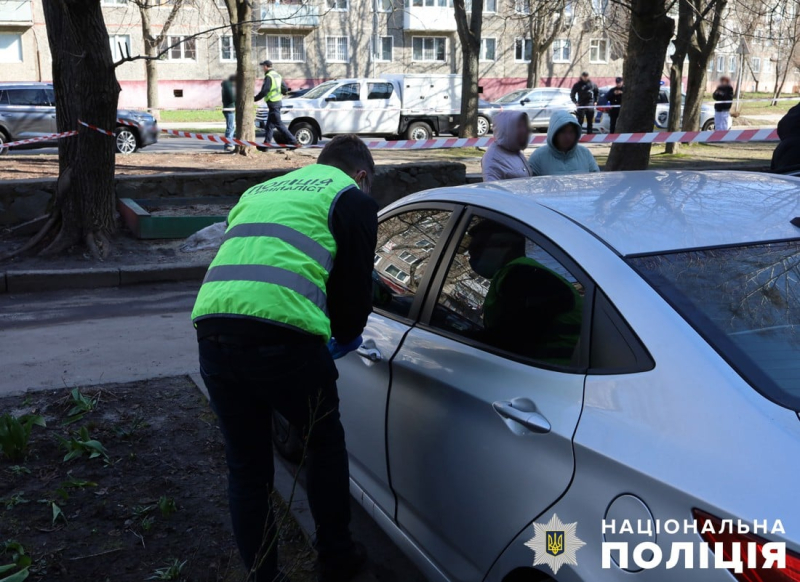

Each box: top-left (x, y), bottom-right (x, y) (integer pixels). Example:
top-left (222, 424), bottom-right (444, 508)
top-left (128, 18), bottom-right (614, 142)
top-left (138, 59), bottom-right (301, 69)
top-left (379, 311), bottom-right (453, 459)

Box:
top-left (191, 164), bottom-right (356, 339)
top-left (265, 70), bottom-right (283, 103)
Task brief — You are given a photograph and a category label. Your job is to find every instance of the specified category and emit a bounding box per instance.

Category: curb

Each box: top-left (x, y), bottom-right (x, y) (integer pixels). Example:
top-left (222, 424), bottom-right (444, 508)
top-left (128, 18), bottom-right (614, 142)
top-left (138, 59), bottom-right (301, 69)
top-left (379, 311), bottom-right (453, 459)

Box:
top-left (1, 263), bottom-right (208, 294)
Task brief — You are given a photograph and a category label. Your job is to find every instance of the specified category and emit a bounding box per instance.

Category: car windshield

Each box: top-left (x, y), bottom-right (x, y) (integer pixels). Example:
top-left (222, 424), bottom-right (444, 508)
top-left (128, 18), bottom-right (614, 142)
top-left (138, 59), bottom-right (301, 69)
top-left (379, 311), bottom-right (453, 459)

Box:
top-left (495, 89), bottom-right (530, 104)
top-left (301, 81), bottom-right (339, 100)
top-left (629, 241), bottom-right (800, 410)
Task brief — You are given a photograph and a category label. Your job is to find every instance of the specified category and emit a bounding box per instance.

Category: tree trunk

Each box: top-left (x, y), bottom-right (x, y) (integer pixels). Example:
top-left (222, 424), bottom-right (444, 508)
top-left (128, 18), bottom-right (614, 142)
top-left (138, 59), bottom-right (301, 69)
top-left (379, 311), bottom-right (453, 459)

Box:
top-left (527, 52), bottom-right (540, 87)
top-left (145, 42), bottom-right (160, 119)
top-left (682, 50), bottom-right (708, 131)
top-left (665, 61), bottom-right (685, 154)
top-left (41, 0), bottom-right (120, 257)
top-left (606, 0), bottom-right (674, 171)
top-left (454, 0), bottom-right (481, 138)
top-left (228, 2), bottom-right (255, 154)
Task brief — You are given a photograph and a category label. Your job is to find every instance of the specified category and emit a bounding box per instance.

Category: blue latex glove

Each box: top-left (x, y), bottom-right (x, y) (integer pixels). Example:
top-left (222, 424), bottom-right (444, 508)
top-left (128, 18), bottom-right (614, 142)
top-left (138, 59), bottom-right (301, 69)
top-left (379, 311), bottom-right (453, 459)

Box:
top-left (327, 335), bottom-right (362, 360)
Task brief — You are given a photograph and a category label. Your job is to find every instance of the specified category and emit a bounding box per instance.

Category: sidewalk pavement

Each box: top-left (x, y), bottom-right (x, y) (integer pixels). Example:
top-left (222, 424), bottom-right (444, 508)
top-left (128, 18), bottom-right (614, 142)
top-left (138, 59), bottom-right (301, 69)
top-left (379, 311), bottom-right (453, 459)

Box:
top-left (159, 121), bottom-right (227, 130)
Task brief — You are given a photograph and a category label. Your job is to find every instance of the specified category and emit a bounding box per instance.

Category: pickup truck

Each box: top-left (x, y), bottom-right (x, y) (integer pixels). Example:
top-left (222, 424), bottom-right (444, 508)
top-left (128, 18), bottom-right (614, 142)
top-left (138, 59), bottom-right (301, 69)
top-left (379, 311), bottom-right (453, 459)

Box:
top-left (256, 74), bottom-right (465, 145)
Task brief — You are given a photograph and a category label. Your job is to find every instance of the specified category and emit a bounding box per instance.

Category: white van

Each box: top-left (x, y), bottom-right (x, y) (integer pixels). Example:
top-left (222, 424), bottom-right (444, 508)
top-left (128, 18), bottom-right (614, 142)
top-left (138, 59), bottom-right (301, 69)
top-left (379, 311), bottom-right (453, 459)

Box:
top-left (256, 74), bottom-right (463, 145)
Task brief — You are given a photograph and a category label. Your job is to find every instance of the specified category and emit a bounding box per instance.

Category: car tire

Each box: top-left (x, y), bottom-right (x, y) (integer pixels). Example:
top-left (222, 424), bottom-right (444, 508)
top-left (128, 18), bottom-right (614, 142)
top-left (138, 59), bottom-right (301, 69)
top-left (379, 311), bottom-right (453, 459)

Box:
top-left (0, 131), bottom-right (8, 155)
top-left (406, 121), bottom-right (433, 141)
top-left (115, 127), bottom-right (139, 155)
top-left (702, 119), bottom-right (715, 131)
top-left (272, 410), bottom-right (304, 464)
top-left (477, 115), bottom-right (490, 137)
top-left (291, 122), bottom-right (319, 146)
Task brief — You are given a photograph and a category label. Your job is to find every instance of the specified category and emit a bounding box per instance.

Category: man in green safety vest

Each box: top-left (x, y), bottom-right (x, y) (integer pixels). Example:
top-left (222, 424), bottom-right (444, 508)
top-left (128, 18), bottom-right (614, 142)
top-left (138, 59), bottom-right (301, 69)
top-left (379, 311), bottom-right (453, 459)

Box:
top-left (254, 59), bottom-right (298, 148)
top-left (193, 135), bottom-right (378, 581)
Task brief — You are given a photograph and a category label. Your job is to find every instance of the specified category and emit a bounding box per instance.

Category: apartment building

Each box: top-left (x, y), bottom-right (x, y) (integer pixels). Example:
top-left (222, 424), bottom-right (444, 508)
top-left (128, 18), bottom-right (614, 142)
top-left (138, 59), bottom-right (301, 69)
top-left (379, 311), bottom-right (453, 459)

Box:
top-left (0, 0), bottom-right (794, 109)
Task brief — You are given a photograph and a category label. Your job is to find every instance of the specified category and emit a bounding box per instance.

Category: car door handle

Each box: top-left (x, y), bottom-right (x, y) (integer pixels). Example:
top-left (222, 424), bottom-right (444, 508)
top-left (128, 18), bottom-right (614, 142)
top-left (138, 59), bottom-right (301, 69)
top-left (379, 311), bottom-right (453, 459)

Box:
top-left (356, 343), bottom-right (382, 362)
top-left (492, 400), bottom-right (551, 434)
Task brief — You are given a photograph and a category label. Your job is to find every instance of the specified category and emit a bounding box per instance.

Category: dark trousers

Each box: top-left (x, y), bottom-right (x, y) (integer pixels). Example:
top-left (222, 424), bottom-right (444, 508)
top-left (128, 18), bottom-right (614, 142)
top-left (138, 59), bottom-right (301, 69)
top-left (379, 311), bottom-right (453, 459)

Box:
top-left (576, 107), bottom-right (595, 134)
top-left (264, 102), bottom-right (296, 145)
top-left (609, 109), bottom-right (620, 134)
top-left (199, 336), bottom-right (353, 580)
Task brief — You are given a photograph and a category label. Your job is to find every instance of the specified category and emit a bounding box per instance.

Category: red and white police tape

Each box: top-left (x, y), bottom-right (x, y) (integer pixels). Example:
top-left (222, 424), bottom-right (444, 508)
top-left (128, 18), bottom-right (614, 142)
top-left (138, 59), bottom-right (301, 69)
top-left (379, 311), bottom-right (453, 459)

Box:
top-left (0, 121), bottom-right (781, 153)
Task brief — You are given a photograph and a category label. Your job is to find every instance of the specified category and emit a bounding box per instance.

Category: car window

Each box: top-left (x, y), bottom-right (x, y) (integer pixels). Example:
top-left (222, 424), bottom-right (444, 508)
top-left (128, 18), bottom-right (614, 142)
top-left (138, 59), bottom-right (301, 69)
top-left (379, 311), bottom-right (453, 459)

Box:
top-left (0, 90), bottom-right (7, 105)
top-left (330, 82), bottom-right (360, 102)
top-left (7, 89), bottom-right (50, 106)
top-left (430, 216), bottom-right (585, 367)
top-left (373, 209), bottom-right (452, 319)
top-left (629, 241), bottom-right (800, 410)
top-left (658, 90), bottom-right (669, 104)
top-left (367, 82), bottom-right (393, 100)
top-left (45, 89), bottom-right (55, 106)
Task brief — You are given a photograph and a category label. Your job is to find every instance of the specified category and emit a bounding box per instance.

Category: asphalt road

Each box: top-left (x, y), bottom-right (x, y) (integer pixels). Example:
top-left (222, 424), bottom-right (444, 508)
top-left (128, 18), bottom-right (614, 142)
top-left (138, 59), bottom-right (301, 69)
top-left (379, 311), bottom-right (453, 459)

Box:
top-left (0, 281), bottom-right (427, 582)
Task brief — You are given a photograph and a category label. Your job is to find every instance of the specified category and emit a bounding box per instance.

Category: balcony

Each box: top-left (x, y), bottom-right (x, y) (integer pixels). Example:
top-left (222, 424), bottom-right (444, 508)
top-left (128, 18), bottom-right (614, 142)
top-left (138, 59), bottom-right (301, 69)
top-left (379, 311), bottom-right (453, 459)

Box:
top-left (403, 3), bottom-right (457, 31)
top-left (0, 0), bottom-right (33, 27)
top-left (259, 2), bottom-right (320, 29)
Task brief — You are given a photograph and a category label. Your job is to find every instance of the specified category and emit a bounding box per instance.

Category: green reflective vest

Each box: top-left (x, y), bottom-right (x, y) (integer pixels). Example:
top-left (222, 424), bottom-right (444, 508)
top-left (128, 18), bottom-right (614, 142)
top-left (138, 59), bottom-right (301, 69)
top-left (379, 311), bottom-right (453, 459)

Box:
top-left (265, 70), bottom-right (283, 103)
top-left (191, 164), bottom-right (356, 340)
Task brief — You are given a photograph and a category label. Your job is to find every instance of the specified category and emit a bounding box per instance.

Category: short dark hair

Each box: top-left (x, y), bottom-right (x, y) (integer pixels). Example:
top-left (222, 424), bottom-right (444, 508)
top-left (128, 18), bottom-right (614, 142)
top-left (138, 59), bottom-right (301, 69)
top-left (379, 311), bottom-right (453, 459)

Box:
top-left (317, 134), bottom-right (375, 178)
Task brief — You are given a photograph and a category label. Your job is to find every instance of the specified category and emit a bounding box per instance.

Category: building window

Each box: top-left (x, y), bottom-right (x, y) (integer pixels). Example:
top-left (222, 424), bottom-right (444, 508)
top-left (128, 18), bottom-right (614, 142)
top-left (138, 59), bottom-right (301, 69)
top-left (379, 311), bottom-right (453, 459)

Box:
top-left (384, 264), bottom-right (410, 283)
top-left (589, 38), bottom-right (608, 63)
top-left (412, 36), bottom-right (446, 62)
top-left (591, 0), bottom-right (608, 14)
top-left (109, 34), bottom-right (131, 61)
top-left (480, 38), bottom-right (496, 61)
top-left (552, 38), bottom-right (570, 63)
top-left (374, 36), bottom-right (393, 61)
top-left (729, 55), bottom-right (737, 73)
top-left (101, 0), bottom-right (127, 5)
top-left (707, 58), bottom-right (714, 72)
top-left (160, 36), bottom-right (197, 61)
top-left (406, 0), bottom-right (452, 6)
top-left (265, 35), bottom-right (305, 62)
top-left (327, 0), bottom-right (348, 10)
top-left (325, 36), bottom-right (349, 62)
top-left (474, 0), bottom-right (497, 11)
top-left (751, 56), bottom-right (761, 72)
top-left (716, 55), bottom-right (725, 72)
top-left (220, 35), bottom-right (235, 62)
top-left (514, 0), bottom-right (529, 13)
top-left (0, 33), bottom-right (22, 63)
top-left (377, 0), bottom-right (392, 11)
top-left (514, 38), bottom-right (531, 62)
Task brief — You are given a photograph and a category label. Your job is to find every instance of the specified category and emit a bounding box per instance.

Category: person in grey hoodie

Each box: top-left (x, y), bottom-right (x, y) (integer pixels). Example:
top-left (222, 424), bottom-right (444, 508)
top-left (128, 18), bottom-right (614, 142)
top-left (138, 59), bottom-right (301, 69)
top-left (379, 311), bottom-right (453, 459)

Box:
top-left (482, 111), bottom-right (532, 182)
top-left (528, 110), bottom-right (600, 176)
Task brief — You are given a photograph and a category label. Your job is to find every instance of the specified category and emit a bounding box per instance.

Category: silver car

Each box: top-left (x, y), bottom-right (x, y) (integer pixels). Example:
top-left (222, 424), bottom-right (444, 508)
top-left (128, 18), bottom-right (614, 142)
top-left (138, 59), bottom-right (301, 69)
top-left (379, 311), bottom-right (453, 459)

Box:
top-left (278, 170), bottom-right (800, 581)
top-left (0, 82), bottom-right (158, 154)
top-left (593, 86), bottom-right (716, 133)
top-left (494, 88), bottom-right (576, 131)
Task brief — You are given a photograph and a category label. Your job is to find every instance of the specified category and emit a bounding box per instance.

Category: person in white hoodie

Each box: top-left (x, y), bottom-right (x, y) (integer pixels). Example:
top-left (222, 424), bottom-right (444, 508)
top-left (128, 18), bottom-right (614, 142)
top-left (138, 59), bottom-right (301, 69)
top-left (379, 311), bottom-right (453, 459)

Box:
top-left (481, 111), bottom-right (532, 182)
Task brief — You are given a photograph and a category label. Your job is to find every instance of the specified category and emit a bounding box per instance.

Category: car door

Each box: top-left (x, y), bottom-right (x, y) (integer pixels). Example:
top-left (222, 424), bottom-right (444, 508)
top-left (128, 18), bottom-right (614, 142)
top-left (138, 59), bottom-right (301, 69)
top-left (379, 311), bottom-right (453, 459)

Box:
top-left (43, 88), bottom-right (58, 134)
top-left (5, 87), bottom-right (54, 139)
top-left (524, 92), bottom-right (550, 127)
top-left (322, 81), bottom-right (362, 134)
top-left (361, 81), bottom-right (400, 135)
top-left (386, 209), bottom-right (590, 582)
top-left (336, 204), bottom-right (460, 515)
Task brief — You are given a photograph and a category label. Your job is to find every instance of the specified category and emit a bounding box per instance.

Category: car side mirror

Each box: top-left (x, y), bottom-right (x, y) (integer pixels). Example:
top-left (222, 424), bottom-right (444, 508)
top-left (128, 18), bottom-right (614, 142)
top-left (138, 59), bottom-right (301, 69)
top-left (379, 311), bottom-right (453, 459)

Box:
top-left (325, 95), bottom-right (337, 102)
top-left (520, 98), bottom-right (529, 105)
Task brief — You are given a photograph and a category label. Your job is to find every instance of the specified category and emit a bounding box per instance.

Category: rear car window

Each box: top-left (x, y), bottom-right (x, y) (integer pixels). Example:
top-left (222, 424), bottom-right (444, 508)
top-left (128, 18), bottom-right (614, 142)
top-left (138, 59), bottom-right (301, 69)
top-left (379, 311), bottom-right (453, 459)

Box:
top-left (629, 241), bottom-right (800, 410)
top-left (7, 89), bottom-right (49, 106)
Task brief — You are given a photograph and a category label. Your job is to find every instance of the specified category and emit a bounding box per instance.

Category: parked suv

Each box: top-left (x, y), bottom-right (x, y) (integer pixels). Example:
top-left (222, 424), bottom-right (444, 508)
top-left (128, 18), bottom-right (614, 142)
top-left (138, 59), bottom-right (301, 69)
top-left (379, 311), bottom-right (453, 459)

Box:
top-left (0, 83), bottom-right (159, 155)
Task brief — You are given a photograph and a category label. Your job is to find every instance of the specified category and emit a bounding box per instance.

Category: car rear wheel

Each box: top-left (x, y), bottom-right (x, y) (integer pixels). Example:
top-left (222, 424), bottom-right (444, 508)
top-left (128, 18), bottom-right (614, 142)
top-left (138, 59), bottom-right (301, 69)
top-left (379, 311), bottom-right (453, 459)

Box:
top-left (0, 132), bottom-right (8, 155)
top-left (702, 119), bottom-right (715, 131)
top-left (291, 122), bottom-right (319, 146)
top-left (272, 411), bottom-right (304, 464)
top-left (115, 127), bottom-right (139, 155)
top-left (477, 115), bottom-right (490, 136)
top-left (406, 121), bottom-right (433, 141)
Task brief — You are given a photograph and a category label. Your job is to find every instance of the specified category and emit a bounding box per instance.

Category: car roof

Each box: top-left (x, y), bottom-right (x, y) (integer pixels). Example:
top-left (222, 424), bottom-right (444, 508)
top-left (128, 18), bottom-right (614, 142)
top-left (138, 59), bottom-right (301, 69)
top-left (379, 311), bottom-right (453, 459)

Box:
top-left (409, 171), bottom-right (800, 256)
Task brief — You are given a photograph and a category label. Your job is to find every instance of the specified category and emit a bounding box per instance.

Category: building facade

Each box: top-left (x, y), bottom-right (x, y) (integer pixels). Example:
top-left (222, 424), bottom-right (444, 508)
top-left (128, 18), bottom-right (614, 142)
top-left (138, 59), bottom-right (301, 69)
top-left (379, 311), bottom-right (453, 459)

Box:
top-left (0, 0), bottom-right (795, 109)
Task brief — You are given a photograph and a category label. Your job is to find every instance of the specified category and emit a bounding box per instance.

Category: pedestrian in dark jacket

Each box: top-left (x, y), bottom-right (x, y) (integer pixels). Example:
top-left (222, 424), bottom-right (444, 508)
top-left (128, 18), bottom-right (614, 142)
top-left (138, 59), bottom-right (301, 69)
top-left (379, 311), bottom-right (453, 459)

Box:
top-left (221, 74), bottom-right (236, 152)
top-left (607, 77), bottom-right (624, 134)
top-left (713, 76), bottom-right (734, 131)
top-left (570, 71), bottom-right (599, 134)
top-left (771, 102), bottom-right (800, 174)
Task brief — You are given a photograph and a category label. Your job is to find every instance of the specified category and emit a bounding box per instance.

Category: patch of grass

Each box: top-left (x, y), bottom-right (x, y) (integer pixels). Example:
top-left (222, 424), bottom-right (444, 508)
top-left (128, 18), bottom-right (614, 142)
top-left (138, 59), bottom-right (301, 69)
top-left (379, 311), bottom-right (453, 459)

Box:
top-left (147, 558), bottom-right (187, 581)
top-left (58, 426), bottom-right (110, 464)
top-left (160, 109), bottom-right (225, 123)
top-left (2, 493), bottom-right (30, 510)
top-left (0, 540), bottom-right (31, 582)
top-left (63, 388), bottom-right (99, 425)
top-left (158, 496), bottom-right (178, 518)
top-left (113, 416), bottom-right (148, 440)
top-left (0, 414), bottom-right (46, 462)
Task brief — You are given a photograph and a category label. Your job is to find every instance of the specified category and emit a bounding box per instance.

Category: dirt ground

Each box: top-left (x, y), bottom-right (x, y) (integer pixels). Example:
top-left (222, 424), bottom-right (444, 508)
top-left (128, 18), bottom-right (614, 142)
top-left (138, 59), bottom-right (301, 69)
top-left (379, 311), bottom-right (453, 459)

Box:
top-left (146, 204), bottom-right (234, 218)
top-left (0, 377), bottom-right (317, 582)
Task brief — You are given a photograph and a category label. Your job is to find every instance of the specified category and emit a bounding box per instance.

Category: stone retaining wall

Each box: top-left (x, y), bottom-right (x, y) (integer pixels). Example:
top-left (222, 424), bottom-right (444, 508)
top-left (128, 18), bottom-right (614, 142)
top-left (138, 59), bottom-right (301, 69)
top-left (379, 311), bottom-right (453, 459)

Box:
top-left (0, 162), bottom-right (468, 226)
